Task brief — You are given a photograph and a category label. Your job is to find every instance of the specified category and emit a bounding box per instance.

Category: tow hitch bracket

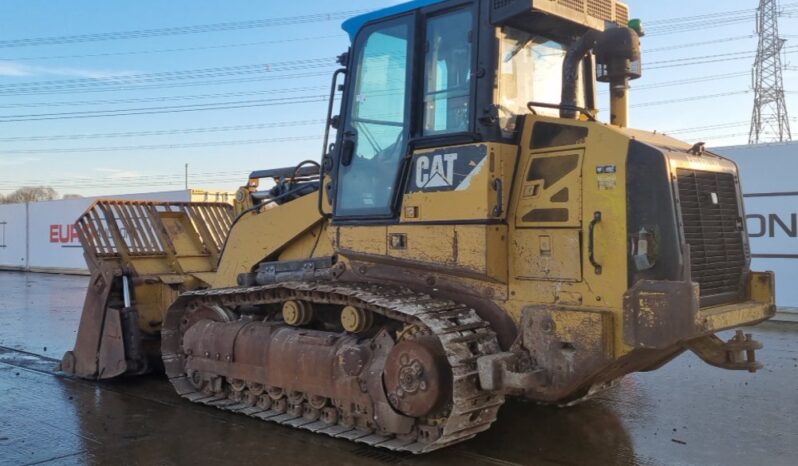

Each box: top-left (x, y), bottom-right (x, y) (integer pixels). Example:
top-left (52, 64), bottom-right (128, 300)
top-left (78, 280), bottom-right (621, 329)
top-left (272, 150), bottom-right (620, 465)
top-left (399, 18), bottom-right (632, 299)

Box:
top-left (477, 353), bottom-right (547, 393)
top-left (685, 330), bottom-right (763, 373)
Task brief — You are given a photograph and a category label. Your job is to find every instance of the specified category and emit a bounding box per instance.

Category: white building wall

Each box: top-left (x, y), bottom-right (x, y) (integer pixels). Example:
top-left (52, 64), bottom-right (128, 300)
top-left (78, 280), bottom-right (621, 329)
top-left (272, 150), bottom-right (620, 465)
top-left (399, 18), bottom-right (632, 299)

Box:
top-left (716, 142), bottom-right (798, 309)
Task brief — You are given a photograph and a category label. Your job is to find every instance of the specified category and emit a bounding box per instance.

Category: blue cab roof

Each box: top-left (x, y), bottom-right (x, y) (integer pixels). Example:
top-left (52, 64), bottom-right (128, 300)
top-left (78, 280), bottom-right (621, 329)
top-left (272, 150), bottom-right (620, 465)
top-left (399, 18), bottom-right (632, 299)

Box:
top-left (342, 0), bottom-right (446, 41)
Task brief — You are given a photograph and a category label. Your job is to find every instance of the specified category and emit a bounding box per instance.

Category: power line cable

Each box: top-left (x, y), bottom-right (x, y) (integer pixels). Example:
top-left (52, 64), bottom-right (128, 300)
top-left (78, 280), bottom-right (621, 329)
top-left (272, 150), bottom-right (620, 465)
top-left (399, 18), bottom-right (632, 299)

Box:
top-left (0, 119), bottom-right (327, 142)
top-left (0, 168), bottom-right (265, 186)
top-left (645, 48), bottom-right (798, 70)
top-left (644, 4), bottom-right (798, 28)
top-left (642, 4), bottom-right (798, 37)
top-left (631, 90), bottom-right (751, 108)
top-left (646, 35), bottom-right (755, 53)
top-left (0, 71), bottom-right (334, 97)
top-left (647, 16), bottom-right (757, 36)
top-left (0, 135), bottom-right (323, 154)
top-left (0, 10), bottom-right (366, 48)
top-left (0, 95), bottom-right (332, 123)
top-left (0, 35), bottom-right (341, 62)
top-left (664, 121), bottom-right (751, 134)
top-left (599, 71), bottom-right (750, 94)
top-left (645, 4), bottom-right (798, 37)
top-left (0, 41), bottom-right (765, 99)
top-left (0, 177), bottom-right (257, 191)
top-left (643, 4), bottom-right (798, 26)
top-left (646, 49), bottom-right (768, 67)
top-left (0, 58), bottom-right (335, 91)
top-left (599, 90), bottom-right (753, 113)
top-left (0, 168), bottom-right (299, 190)
top-left (0, 69), bottom-right (763, 124)
top-left (2, 66), bottom-right (757, 116)
top-left (0, 56), bottom-right (758, 106)
top-left (645, 8), bottom-right (754, 25)
top-left (0, 85), bottom-right (328, 109)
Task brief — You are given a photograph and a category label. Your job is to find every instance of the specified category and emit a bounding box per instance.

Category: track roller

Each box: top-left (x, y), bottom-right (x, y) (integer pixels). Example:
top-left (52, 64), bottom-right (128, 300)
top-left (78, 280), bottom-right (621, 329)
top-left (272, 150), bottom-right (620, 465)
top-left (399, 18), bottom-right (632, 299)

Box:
top-left (340, 305), bottom-right (373, 333)
top-left (282, 300), bottom-right (313, 326)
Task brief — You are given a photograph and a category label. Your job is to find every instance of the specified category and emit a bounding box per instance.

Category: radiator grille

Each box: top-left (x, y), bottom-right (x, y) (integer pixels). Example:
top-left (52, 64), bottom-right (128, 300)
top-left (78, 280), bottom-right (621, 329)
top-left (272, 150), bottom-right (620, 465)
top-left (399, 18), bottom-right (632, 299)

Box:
top-left (676, 169), bottom-right (747, 302)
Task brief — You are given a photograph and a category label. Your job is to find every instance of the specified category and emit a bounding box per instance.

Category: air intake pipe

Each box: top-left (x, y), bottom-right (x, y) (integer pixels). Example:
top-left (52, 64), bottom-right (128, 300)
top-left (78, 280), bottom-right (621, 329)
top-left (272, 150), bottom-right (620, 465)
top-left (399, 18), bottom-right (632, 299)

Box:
top-left (561, 31), bottom-right (600, 120)
top-left (561, 25), bottom-right (643, 127)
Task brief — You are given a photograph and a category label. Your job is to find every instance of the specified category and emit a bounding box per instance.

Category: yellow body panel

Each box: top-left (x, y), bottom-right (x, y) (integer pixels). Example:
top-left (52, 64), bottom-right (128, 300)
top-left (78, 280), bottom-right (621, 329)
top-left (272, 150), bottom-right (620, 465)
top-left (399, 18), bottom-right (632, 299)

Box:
top-left (512, 228), bottom-right (582, 282)
top-left (337, 224), bottom-right (508, 282)
top-left (211, 194), bottom-right (323, 288)
top-left (278, 223), bottom-right (332, 262)
top-left (503, 117), bottom-right (632, 358)
top-left (401, 144), bottom-right (515, 223)
top-left (338, 226), bottom-right (388, 256)
top-left (514, 148), bottom-right (584, 228)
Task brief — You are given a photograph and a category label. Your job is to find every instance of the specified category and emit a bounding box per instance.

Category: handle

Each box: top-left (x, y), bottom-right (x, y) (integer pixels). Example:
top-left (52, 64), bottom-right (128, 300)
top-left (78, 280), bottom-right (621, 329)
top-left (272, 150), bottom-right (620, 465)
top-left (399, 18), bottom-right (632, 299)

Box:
top-left (492, 179), bottom-right (504, 217)
top-left (340, 131), bottom-right (356, 167)
top-left (589, 211), bottom-right (603, 275)
top-left (318, 68), bottom-right (347, 218)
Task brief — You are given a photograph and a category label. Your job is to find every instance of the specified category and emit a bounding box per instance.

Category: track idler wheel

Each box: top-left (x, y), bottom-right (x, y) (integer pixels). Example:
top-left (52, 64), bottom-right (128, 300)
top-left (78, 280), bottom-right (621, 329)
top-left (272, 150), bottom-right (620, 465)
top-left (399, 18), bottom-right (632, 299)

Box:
top-left (384, 335), bottom-right (452, 418)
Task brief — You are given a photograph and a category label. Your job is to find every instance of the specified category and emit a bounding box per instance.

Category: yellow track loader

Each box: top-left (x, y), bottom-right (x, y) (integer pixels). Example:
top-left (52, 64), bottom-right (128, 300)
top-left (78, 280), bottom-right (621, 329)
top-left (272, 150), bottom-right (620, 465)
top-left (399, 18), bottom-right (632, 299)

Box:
top-left (60, 0), bottom-right (775, 454)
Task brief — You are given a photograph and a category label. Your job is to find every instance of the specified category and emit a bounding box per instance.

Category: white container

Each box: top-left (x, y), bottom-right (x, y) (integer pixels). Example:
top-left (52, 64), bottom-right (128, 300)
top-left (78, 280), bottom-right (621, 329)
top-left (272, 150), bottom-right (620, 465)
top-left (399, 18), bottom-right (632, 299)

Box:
top-left (0, 190), bottom-right (232, 274)
top-left (717, 142), bottom-right (798, 309)
top-left (0, 203), bottom-right (29, 271)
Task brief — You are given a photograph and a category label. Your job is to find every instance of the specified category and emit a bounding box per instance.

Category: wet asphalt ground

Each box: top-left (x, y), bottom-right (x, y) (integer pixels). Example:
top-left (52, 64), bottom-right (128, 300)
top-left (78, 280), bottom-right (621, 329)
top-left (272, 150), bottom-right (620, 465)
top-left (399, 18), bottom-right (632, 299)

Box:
top-left (0, 271), bottom-right (796, 466)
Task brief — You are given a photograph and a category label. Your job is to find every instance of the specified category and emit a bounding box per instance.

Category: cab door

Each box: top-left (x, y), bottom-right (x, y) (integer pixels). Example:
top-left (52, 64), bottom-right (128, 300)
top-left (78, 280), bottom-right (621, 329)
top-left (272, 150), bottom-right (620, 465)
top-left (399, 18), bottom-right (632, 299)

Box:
top-left (334, 16), bottom-right (413, 219)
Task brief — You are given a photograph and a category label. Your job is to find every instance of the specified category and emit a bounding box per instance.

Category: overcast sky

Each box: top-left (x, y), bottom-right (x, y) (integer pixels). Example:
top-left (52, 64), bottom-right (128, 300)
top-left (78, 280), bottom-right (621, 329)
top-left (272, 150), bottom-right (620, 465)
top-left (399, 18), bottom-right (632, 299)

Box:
top-left (0, 0), bottom-right (794, 197)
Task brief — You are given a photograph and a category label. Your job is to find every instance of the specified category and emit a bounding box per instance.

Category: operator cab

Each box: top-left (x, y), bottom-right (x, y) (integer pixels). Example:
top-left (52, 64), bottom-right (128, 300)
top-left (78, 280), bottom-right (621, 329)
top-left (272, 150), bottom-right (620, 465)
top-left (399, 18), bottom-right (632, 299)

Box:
top-left (324, 0), bottom-right (635, 221)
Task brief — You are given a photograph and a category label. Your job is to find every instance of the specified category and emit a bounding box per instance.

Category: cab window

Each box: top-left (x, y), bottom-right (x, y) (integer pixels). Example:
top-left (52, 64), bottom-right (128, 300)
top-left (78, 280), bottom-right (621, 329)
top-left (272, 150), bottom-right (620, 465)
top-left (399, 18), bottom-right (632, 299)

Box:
top-left (423, 8), bottom-right (473, 136)
top-left (497, 28), bottom-right (585, 136)
top-left (336, 18), bottom-right (412, 217)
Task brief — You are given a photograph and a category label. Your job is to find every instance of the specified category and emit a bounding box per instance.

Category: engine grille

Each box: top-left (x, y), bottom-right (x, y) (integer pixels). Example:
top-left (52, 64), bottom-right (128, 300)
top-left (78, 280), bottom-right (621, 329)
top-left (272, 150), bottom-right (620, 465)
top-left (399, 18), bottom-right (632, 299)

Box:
top-left (676, 169), bottom-right (747, 303)
top-left (491, 0), bottom-right (630, 26)
top-left (615, 3), bottom-right (629, 24)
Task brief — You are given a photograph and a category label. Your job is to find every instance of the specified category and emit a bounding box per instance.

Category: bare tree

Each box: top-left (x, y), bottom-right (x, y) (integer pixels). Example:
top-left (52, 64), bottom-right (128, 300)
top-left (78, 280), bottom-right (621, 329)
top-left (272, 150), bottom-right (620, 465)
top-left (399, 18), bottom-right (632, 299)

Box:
top-left (0, 186), bottom-right (59, 204)
top-left (62, 194), bottom-right (83, 200)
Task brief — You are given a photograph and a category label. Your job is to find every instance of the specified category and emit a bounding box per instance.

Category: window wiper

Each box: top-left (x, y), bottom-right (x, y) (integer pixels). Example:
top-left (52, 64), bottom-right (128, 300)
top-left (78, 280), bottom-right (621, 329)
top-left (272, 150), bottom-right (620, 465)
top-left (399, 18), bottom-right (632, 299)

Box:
top-left (503, 35), bottom-right (534, 63)
top-left (356, 121), bottom-right (382, 154)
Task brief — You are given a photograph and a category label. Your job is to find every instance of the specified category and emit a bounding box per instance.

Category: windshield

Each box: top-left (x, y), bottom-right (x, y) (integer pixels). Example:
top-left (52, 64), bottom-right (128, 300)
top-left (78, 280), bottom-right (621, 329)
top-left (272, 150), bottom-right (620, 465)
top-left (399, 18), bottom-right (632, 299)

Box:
top-left (497, 28), bottom-right (585, 135)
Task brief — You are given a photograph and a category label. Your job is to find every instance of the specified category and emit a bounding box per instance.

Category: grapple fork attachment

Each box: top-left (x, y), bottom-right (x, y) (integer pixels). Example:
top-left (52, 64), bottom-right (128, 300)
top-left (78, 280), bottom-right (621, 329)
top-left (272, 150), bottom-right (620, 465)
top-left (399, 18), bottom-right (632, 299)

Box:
top-left (59, 200), bottom-right (234, 379)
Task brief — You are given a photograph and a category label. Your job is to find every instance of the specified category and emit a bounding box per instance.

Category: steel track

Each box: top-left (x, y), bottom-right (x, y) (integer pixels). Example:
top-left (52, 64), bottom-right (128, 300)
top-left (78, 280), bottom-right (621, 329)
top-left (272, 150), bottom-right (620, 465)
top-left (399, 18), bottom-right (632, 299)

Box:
top-left (161, 282), bottom-right (505, 453)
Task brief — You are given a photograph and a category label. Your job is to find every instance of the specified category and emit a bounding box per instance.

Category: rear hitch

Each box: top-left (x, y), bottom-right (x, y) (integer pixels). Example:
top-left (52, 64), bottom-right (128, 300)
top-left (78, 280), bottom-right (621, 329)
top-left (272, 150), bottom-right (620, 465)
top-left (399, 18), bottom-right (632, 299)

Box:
top-left (685, 330), bottom-right (763, 373)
